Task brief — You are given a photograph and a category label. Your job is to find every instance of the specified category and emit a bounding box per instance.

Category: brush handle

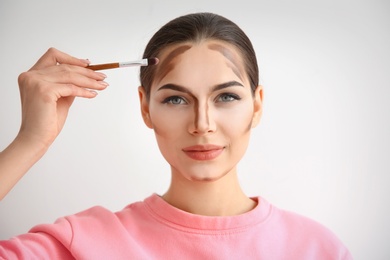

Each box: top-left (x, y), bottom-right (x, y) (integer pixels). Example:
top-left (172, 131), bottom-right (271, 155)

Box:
top-left (86, 63), bottom-right (120, 71)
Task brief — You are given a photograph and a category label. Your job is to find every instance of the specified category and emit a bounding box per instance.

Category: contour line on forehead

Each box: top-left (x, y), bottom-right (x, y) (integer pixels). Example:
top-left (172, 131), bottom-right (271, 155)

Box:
top-left (154, 42), bottom-right (246, 85)
top-left (207, 43), bottom-right (245, 81)
top-left (154, 44), bottom-right (192, 84)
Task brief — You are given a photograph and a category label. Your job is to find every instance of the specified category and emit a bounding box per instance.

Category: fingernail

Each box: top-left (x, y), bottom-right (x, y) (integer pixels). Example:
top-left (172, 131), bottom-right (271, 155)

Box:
top-left (96, 72), bottom-right (107, 79)
top-left (81, 59), bottom-right (90, 64)
top-left (90, 90), bottom-right (98, 96)
top-left (99, 81), bottom-right (109, 87)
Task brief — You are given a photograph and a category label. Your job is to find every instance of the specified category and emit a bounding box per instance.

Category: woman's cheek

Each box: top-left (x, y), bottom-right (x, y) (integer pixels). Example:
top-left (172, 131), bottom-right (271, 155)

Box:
top-left (217, 104), bottom-right (254, 134)
top-left (150, 107), bottom-right (188, 137)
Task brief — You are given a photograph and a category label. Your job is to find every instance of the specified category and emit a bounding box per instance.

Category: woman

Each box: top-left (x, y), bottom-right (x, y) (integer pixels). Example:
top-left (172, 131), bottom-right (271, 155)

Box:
top-left (0, 12), bottom-right (352, 259)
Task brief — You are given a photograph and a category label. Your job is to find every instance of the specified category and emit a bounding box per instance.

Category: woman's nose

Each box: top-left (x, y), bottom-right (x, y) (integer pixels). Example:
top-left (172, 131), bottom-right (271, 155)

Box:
top-left (188, 102), bottom-right (216, 135)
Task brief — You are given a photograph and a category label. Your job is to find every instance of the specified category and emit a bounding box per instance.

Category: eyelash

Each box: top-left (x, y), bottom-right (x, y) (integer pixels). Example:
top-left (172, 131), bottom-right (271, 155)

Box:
top-left (162, 96), bottom-right (187, 105)
top-left (216, 93), bottom-right (241, 102)
top-left (162, 93), bottom-right (241, 105)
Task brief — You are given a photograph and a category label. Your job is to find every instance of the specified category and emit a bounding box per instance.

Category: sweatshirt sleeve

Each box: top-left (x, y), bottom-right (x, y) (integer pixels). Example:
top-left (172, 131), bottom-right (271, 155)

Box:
top-left (0, 217), bottom-right (75, 260)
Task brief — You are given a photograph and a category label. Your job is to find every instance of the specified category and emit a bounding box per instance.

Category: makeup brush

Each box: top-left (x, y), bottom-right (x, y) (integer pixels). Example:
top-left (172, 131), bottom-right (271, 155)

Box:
top-left (86, 57), bottom-right (159, 71)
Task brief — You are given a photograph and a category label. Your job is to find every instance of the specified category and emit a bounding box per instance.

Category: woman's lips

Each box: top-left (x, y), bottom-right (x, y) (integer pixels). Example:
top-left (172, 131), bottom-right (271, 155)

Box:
top-left (182, 145), bottom-right (224, 161)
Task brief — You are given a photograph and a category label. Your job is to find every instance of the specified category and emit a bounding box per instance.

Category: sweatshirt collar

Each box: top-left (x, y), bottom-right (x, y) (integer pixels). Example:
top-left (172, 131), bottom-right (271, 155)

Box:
top-left (143, 193), bottom-right (272, 233)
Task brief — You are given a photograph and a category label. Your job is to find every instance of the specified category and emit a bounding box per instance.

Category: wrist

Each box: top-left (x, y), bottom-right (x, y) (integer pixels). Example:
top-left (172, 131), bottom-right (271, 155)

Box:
top-left (13, 131), bottom-right (51, 158)
top-left (0, 133), bottom-right (51, 200)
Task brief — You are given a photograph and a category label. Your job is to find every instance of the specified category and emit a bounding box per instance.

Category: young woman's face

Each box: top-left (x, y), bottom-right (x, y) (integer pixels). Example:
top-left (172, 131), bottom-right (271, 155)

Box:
top-left (139, 40), bottom-right (262, 182)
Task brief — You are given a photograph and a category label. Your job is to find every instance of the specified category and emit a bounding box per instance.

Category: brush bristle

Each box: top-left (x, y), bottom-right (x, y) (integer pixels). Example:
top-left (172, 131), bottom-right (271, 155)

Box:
top-left (147, 57), bottom-right (159, 66)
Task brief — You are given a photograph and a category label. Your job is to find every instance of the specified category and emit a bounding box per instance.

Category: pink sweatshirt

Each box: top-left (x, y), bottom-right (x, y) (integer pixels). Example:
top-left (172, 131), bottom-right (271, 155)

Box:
top-left (0, 194), bottom-right (352, 259)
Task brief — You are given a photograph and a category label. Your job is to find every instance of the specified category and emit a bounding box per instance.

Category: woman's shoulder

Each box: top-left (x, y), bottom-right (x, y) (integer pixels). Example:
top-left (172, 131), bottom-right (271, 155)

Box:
top-left (259, 197), bottom-right (352, 259)
top-left (266, 199), bottom-right (339, 238)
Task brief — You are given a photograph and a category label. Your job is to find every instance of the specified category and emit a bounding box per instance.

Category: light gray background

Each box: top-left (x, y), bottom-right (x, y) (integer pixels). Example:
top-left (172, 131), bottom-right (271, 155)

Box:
top-left (1, 0), bottom-right (389, 259)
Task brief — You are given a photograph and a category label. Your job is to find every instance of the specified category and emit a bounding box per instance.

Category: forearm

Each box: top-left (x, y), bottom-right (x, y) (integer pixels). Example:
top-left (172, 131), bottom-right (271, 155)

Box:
top-left (0, 48), bottom-right (105, 201)
top-left (0, 134), bottom-right (48, 200)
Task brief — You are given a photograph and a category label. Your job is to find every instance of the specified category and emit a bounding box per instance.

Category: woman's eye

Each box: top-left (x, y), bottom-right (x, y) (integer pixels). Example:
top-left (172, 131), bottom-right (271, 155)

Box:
top-left (216, 93), bottom-right (241, 102)
top-left (162, 96), bottom-right (187, 105)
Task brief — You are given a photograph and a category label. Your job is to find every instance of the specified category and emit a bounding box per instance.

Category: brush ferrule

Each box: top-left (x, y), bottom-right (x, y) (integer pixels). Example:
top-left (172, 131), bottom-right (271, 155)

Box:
top-left (119, 59), bottom-right (148, 67)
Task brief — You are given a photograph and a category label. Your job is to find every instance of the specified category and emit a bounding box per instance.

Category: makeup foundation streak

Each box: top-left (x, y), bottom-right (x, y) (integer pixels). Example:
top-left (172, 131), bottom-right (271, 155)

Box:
top-left (86, 58), bottom-right (159, 71)
top-left (155, 45), bottom-right (192, 82)
top-left (208, 44), bottom-right (245, 81)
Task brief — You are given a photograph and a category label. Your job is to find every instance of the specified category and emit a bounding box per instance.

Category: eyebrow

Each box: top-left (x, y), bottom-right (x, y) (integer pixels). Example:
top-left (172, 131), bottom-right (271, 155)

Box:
top-left (157, 80), bottom-right (244, 97)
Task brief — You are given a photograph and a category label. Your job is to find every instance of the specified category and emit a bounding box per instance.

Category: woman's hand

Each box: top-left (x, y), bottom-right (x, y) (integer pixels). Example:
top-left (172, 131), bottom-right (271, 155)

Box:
top-left (0, 48), bottom-right (108, 200)
top-left (17, 47), bottom-right (108, 148)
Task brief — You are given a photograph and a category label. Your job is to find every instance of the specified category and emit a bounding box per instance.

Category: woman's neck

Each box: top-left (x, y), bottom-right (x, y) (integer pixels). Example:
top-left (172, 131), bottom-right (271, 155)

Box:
top-left (162, 167), bottom-right (256, 216)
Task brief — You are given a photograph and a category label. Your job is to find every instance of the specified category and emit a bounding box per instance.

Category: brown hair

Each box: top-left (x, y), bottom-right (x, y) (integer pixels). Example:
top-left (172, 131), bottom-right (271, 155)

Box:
top-left (140, 12), bottom-right (259, 99)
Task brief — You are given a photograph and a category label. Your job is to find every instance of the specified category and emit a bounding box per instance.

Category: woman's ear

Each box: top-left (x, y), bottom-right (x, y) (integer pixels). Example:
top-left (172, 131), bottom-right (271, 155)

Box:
top-left (138, 86), bottom-right (153, 129)
top-left (251, 85), bottom-right (263, 128)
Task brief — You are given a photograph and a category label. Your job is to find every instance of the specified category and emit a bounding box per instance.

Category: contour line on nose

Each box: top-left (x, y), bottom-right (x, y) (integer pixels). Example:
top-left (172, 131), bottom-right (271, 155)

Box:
top-left (191, 100), bottom-right (215, 134)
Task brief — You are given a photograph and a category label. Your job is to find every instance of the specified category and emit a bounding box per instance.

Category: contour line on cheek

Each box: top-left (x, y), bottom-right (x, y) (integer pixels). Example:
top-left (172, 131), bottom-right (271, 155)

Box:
top-left (207, 43), bottom-right (245, 81)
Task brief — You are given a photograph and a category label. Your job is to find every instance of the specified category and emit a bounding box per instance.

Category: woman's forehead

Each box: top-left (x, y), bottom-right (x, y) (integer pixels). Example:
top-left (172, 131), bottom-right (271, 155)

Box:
top-left (208, 43), bottom-right (245, 82)
top-left (156, 45), bottom-right (192, 83)
top-left (154, 41), bottom-right (246, 84)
